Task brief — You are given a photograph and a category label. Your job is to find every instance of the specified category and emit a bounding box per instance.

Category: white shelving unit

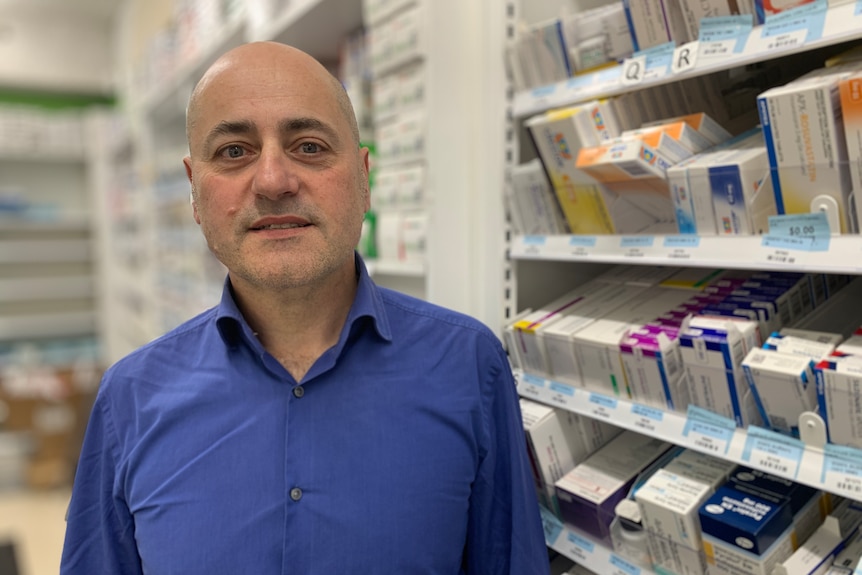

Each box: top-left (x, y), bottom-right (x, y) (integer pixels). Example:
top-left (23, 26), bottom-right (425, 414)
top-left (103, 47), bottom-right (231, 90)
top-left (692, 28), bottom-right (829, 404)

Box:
top-left (504, 0), bottom-right (862, 571)
top-left (0, 109), bottom-right (98, 348)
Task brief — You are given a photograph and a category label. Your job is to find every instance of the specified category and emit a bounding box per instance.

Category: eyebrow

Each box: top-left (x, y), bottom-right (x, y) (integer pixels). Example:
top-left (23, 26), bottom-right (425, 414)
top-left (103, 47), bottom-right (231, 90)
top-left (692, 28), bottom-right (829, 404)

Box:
top-left (201, 117), bottom-right (342, 156)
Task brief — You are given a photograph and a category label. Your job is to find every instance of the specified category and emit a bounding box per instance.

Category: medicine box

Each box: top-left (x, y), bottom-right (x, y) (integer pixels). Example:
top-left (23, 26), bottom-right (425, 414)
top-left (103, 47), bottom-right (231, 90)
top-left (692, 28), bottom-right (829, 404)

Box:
top-left (619, 330), bottom-right (689, 412)
top-left (708, 141), bottom-right (776, 236)
top-left (814, 358), bottom-right (862, 449)
top-left (541, 284), bottom-right (649, 386)
top-left (742, 348), bottom-right (818, 436)
top-left (763, 334), bottom-right (837, 361)
top-left (839, 73), bottom-right (862, 234)
top-left (555, 431), bottom-right (673, 544)
top-left (779, 329), bottom-right (845, 347)
top-left (527, 106), bottom-right (619, 235)
top-left (572, 287), bottom-right (695, 396)
top-left (776, 498), bottom-right (862, 575)
top-left (510, 284), bottom-right (604, 377)
top-left (520, 399), bottom-right (590, 494)
top-left (758, 74), bottom-right (854, 233)
top-left (509, 159), bottom-right (567, 236)
top-left (623, 0), bottom-right (671, 51)
top-left (728, 467), bottom-right (827, 546)
top-left (636, 469), bottom-right (714, 575)
top-left (699, 484), bottom-right (796, 575)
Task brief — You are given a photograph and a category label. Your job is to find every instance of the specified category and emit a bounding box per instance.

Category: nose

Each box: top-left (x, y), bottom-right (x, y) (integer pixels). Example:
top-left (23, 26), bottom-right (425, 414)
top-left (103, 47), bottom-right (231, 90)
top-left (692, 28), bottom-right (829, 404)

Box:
top-left (250, 145), bottom-right (300, 200)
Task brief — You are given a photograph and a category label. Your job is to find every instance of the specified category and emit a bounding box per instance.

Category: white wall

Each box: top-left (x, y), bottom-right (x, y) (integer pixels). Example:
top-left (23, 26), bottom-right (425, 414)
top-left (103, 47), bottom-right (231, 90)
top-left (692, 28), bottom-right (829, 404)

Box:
top-left (0, 7), bottom-right (113, 94)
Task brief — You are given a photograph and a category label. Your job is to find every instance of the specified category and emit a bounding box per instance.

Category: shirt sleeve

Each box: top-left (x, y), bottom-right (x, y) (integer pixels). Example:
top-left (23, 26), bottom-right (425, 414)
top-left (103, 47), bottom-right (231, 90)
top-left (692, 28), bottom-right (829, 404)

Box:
top-left (464, 338), bottom-right (550, 575)
top-left (60, 386), bottom-right (143, 575)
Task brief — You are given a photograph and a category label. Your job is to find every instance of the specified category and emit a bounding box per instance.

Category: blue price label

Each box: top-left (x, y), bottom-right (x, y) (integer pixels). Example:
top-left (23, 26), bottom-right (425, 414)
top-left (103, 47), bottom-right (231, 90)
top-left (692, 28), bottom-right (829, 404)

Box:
top-left (589, 393), bottom-right (618, 409)
top-left (568, 532), bottom-right (595, 553)
top-left (632, 403), bottom-right (665, 421)
top-left (531, 84), bottom-right (556, 98)
top-left (523, 235), bottom-right (547, 246)
top-left (664, 235), bottom-right (701, 248)
top-left (569, 235), bottom-right (597, 247)
top-left (762, 0), bottom-right (827, 42)
top-left (621, 236), bottom-right (654, 248)
top-left (742, 427), bottom-right (803, 478)
top-left (521, 373), bottom-right (546, 387)
top-left (610, 554), bottom-right (641, 575)
top-left (550, 381), bottom-right (576, 396)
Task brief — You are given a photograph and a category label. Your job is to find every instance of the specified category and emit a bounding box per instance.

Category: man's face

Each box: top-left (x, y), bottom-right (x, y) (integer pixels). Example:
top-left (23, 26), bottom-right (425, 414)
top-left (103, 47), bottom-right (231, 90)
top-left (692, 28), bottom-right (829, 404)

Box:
top-left (184, 48), bottom-right (370, 293)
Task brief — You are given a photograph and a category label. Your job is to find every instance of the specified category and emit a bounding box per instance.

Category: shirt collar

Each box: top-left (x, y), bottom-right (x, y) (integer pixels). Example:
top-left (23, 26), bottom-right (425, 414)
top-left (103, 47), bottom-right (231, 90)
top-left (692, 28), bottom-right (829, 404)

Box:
top-left (215, 252), bottom-right (393, 348)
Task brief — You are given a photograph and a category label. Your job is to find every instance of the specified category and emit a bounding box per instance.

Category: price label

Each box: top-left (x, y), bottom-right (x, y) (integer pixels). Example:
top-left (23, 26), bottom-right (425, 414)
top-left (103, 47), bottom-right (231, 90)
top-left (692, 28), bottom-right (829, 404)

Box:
top-left (523, 235), bottom-right (546, 246)
top-left (641, 42), bottom-right (676, 80)
top-left (540, 506), bottom-right (564, 546)
top-left (621, 236), bottom-right (654, 248)
top-left (589, 392), bottom-right (618, 419)
top-left (698, 14), bottom-right (753, 58)
top-left (518, 372), bottom-right (545, 399)
top-left (765, 213), bottom-right (831, 252)
top-left (746, 28), bottom-right (807, 55)
top-left (760, 245), bottom-right (799, 265)
top-left (665, 236), bottom-right (699, 260)
top-left (592, 66), bottom-right (623, 93)
top-left (569, 236), bottom-right (597, 247)
top-left (821, 444), bottom-right (862, 497)
top-left (529, 84), bottom-right (557, 110)
top-left (857, 0), bottom-right (862, 15)
top-left (762, 0), bottom-right (827, 43)
top-left (742, 428), bottom-right (803, 479)
top-left (631, 403), bottom-right (665, 433)
top-left (550, 381), bottom-right (577, 409)
top-left (561, 531), bottom-right (595, 564)
top-left (684, 406), bottom-right (735, 455)
top-left (609, 554), bottom-right (642, 575)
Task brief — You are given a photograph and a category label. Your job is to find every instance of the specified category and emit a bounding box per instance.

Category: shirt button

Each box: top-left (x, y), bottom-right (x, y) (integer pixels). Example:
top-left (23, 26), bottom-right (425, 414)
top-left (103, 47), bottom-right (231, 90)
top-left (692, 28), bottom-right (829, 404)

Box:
top-left (293, 386), bottom-right (304, 398)
top-left (290, 487), bottom-right (303, 501)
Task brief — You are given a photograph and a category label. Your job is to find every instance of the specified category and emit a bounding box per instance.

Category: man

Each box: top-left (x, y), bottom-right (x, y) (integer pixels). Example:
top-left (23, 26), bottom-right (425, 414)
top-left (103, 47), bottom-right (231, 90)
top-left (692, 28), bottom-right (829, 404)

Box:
top-left (61, 42), bottom-right (548, 574)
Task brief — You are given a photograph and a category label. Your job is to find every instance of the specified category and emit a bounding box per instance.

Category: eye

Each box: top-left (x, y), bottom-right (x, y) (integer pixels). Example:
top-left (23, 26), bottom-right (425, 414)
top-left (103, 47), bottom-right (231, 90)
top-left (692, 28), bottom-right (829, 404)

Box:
top-left (299, 142), bottom-right (322, 154)
top-left (220, 145), bottom-right (245, 159)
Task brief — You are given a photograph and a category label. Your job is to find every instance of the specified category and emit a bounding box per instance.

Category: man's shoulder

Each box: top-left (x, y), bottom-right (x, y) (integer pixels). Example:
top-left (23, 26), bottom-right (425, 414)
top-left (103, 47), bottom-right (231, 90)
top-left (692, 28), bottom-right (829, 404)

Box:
top-left (378, 287), bottom-right (497, 342)
top-left (106, 307), bottom-right (218, 378)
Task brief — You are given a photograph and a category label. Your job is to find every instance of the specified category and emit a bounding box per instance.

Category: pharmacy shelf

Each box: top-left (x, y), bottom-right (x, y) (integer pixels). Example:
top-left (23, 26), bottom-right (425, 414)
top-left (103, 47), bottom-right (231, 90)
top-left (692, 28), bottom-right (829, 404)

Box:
top-left (0, 217), bottom-right (90, 234)
top-left (512, 2), bottom-right (862, 119)
top-left (142, 15), bottom-right (248, 123)
top-left (540, 508), bottom-right (656, 575)
top-left (366, 259), bottom-right (426, 277)
top-left (0, 149), bottom-right (86, 163)
top-left (516, 369), bottom-right (862, 504)
top-left (510, 234), bottom-right (862, 275)
top-left (0, 311), bottom-right (96, 341)
top-left (0, 240), bottom-right (91, 264)
top-left (255, 0), bottom-right (364, 63)
top-left (0, 276), bottom-right (93, 302)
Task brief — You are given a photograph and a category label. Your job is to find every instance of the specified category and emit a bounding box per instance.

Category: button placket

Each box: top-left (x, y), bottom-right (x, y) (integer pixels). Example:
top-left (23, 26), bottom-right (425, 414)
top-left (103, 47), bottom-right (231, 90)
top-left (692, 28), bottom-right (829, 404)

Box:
top-left (293, 385), bottom-right (304, 398)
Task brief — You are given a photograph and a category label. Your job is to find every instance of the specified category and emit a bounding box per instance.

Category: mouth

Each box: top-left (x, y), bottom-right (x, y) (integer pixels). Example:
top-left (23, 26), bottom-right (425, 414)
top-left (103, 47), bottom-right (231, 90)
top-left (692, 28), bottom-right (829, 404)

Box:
top-left (251, 222), bottom-right (311, 231)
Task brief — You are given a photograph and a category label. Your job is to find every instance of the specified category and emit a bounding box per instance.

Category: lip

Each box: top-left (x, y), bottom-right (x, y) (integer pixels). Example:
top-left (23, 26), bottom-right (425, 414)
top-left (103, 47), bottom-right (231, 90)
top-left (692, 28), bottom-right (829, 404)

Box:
top-left (249, 215), bottom-right (312, 231)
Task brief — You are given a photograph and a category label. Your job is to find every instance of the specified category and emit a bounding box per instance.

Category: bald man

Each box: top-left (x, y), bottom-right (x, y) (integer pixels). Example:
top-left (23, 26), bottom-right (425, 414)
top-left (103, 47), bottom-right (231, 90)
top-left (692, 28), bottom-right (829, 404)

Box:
top-left (61, 42), bottom-right (548, 575)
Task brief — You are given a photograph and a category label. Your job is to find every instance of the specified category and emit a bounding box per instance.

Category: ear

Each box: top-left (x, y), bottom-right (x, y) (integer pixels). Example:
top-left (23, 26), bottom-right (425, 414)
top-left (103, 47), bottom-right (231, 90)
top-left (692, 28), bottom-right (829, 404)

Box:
top-left (360, 146), bottom-right (371, 212)
top-left (183, 156), bottom-right (202, 225)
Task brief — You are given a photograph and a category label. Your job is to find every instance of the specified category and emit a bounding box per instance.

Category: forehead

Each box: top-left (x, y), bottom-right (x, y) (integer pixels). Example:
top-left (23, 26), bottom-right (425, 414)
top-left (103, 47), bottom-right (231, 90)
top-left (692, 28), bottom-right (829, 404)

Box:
top-left (191, 56), bottom-right (344, 139)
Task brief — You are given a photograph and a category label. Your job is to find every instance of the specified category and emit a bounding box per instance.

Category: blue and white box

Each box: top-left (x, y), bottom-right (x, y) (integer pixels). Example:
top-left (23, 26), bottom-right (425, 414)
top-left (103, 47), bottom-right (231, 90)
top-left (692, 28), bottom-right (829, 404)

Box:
top-left (699, 484), bottom-right (796, 575)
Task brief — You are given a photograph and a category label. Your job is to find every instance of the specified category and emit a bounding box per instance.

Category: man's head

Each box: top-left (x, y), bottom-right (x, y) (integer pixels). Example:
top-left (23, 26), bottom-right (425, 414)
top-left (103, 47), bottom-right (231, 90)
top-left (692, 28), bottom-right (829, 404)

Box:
top-left (183, 41), bottom-right (370, 295)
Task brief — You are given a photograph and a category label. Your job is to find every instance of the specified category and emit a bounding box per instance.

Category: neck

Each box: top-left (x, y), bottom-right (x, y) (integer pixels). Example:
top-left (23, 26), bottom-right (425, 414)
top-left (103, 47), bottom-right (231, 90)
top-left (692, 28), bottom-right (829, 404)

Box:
top-left (231, 261), bottom-right (358, 381)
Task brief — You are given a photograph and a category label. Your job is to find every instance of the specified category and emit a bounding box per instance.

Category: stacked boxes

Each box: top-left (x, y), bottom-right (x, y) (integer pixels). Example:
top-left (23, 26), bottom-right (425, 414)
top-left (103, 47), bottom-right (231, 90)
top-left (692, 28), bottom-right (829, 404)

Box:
top-left (555, 430), bottom-right (673, 544)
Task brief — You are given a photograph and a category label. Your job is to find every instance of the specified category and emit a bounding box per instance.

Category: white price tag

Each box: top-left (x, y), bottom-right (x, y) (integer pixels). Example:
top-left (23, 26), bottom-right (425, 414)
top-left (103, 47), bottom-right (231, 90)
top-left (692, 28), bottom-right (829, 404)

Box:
top-left (821, 445), bottom-right (862, 498)
top-left (569, 235), bottom-right (596, 258)
top-left (518, 372), bottom-right (545, 400)
top-left (609, 554), bottom-right (642, 575)
top-left (560, 531), bottom-right (595, 564)
top-left (745, 28), bottom-right (806, 56)
top-left (588, 392), bottom-right (618, 420)
top-left (631, 403), bottom-right (665, 434)
top-left (549, 380), bottom-right (577, 409)
top-left (742, 429), bottom-right (803, 479)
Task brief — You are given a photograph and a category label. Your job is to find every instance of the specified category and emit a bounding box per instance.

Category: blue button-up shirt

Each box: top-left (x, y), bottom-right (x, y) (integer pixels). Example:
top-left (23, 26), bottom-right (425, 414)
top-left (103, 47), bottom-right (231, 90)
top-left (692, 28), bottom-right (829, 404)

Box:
top-left (61, 256), bottom-right (548, 574)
